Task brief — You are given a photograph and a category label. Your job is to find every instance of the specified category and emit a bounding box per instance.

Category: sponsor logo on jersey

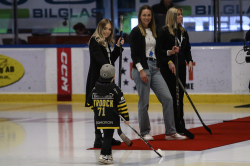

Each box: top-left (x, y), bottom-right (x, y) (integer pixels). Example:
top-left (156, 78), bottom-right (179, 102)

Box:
top-left (96, 121), bottom-right (113, 125)
top-left (92, 93), bottom-right (114, 99)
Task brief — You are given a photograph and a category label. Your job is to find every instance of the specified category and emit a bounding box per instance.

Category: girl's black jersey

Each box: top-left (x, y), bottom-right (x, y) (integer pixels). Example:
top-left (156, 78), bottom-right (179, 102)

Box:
top-left (87, 82), bottom-right (129, 129)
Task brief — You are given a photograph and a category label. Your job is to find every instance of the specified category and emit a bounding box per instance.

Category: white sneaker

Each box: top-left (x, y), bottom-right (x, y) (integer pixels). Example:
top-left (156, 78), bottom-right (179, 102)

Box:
top-left (142, 134), bottom-right (154, 141)
top-left (107, 154), bottom-right (113, 161)
top-left (98, 155), bottom-right (113, 164)
top-left (165, 133), bottom-right (187, 140)
top-left (98, 155), bottom-right (106, 163)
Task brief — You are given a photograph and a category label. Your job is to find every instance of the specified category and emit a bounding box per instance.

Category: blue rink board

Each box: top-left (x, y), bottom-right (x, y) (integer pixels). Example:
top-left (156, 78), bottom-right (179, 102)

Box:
top-left (0, 42), bottom-right (249, 48)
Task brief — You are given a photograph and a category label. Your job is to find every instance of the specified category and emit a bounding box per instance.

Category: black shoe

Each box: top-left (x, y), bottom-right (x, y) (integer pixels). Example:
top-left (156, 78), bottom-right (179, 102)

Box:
top-left (111, 138), bottom-right (121, 146)
top-left (93, 133), bottom-right (103, 148)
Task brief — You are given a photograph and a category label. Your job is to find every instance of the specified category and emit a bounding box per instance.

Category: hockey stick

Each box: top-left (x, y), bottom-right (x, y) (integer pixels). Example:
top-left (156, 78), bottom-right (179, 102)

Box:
top-left (116, 15), bottom-right (133, 146)
top-left (115, 106), bottom-right (132, 146)
top-left (117, 129), bottom-right (133, 146)
top-left (174, 13), bottom-right (194, 139)
top-left (177, 78), bottom-right (212, 135)
top-left (118, 15), bottom-right (123, 87)
top-left (119, 115), bottom-right (163, 158)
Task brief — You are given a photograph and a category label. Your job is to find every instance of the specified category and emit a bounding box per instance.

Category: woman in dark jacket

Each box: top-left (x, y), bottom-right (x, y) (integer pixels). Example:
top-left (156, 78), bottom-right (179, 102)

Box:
top-left (130, 5), bottom-right (186, 141)
top-left (159, 7), bottom-right (193, 133)
top-left (85, 18), bottom-right (124, 148)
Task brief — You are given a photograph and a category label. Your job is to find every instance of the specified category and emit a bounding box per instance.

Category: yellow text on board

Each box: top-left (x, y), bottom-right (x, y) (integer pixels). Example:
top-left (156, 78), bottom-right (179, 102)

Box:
top-left (0, 54), bottom-right (25, 87)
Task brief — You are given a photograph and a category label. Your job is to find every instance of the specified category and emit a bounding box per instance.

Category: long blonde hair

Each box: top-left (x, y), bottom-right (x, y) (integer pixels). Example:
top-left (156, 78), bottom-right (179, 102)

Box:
top-left (88, 19), bottom-right (115, 47)
top-left (138, 5), bottom-right (157, 38)
top-left (165, 7), bottom-right (185, 36)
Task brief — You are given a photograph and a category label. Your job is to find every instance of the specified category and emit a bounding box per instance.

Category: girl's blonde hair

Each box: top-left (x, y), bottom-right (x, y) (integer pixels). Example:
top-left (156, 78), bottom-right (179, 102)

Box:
top-left (164, 7), bottom-right (186, 36)
top-left (88, 19), bottom-right (115, 47)
top-left (137, 5), bottom-right (157, 38)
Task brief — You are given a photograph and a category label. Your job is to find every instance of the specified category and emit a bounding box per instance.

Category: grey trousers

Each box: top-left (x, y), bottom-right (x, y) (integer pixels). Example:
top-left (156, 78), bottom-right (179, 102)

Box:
top-left (132, 60), bottom-right (176, 135)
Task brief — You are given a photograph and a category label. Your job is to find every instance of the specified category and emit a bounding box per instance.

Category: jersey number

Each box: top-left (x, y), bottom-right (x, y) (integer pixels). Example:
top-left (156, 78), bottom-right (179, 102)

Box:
top-left (98, 107), bottom-right (105, 116)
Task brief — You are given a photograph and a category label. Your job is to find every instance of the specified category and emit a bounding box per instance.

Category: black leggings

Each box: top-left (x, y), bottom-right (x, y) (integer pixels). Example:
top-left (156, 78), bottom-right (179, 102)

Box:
top-left (101, 129), bottom-right (114, 155)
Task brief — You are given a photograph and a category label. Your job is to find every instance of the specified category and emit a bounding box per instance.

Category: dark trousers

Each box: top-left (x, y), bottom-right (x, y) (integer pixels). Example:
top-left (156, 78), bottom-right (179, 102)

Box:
top-left (101, 129), bottom-right (114, 155)
top-left (94, 116), bottom-right (102, 135)
top-left (161, 65), bottom-right (186, 128)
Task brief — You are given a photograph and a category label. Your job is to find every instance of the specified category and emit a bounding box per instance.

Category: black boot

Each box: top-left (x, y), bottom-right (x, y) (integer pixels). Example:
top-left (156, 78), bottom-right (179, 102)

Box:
top-left (111, 138), bottom-right (121, 146)
top-left (94, 133), bottom-right (103, 148)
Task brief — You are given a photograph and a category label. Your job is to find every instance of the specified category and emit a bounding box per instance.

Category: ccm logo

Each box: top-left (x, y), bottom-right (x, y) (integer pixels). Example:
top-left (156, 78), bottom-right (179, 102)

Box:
top-left (57, 48), bottom-right (71, 95)
top-left (61, 51), bottom-right (69, 92)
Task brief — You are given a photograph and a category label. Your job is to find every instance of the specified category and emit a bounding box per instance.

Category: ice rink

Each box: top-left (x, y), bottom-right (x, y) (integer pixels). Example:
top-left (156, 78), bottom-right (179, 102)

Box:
top-left (0, 102), bottom-right (250, 166)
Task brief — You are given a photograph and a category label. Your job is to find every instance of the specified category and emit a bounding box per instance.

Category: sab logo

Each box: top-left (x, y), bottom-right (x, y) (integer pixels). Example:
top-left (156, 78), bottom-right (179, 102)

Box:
top-left (0, 0), bottom-right (27, 5)
top-left (44, 0), bottom-right (95, 4)
top-left (0, 119), bottom-right (25, 150)
top-left (0, 54), bottom-right (25, 88)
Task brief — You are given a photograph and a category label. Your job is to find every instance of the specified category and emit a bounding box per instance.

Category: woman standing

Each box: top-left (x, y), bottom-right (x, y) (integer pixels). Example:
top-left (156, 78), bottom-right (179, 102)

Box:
top-left (130, 5), bottom-right (186, 141)
top-left (85, 19), bottom-right (124, 147)
top-left (159, 7), bottom-right (193, 133)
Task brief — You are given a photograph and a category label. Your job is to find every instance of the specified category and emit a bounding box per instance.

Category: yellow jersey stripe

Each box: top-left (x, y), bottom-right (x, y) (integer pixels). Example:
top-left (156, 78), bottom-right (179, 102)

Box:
top-left (120, 111), bottom-right (128, 114)
top-left (118, 107), bottom-right (127, 111)
top-left (117, 103), bottom-right (126, 108)
top-left (97, 127), bottom-right (120, 129)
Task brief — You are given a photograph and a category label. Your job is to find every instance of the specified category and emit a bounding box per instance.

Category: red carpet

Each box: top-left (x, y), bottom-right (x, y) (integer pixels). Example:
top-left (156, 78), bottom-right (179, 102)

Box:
top-left (88, 116), bottom-right (250, 151)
